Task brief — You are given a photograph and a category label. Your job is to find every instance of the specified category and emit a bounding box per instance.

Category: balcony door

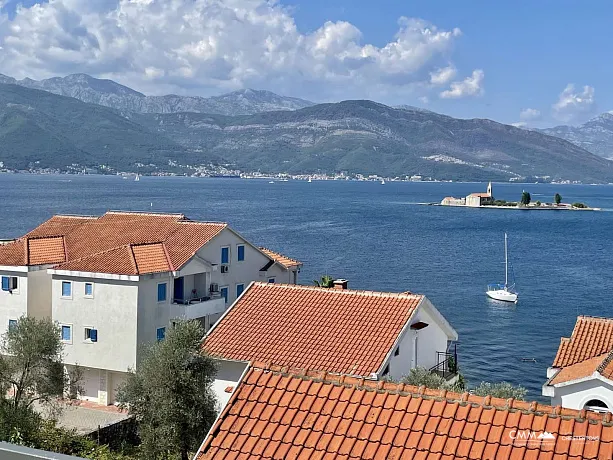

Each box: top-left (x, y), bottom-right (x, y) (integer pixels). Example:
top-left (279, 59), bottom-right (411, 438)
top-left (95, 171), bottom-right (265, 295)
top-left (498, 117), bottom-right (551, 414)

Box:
top-left (174, 277), bottom-right (184, 302)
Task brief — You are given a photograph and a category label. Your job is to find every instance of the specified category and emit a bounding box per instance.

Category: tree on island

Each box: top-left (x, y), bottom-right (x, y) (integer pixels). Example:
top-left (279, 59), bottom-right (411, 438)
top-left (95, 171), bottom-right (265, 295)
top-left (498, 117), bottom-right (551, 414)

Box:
top-left (117, 320), bottom-right (218, 460)
top-left (313, 275), bottom-right (335, 288)
top-left (520, 191), bottom-right (531, 205)
top-left (554, 193), bottom-right (562, 205)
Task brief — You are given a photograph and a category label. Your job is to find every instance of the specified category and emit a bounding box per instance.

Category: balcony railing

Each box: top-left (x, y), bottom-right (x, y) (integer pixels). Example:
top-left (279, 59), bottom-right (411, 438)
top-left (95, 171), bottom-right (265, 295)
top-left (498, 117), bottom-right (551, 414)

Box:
top-left (428, 345), bottom-right (458, 381)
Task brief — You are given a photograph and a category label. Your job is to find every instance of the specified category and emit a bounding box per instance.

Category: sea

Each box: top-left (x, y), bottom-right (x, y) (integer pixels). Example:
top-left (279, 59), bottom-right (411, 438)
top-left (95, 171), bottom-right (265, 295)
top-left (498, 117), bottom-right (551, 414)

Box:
top-left (2, 174), bottom-right (613, 402)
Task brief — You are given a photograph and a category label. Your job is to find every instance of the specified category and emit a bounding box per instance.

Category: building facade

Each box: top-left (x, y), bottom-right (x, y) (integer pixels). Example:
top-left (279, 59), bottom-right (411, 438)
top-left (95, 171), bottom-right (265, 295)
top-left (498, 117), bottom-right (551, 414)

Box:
top-left (0, 211), bottom-right (301, 405)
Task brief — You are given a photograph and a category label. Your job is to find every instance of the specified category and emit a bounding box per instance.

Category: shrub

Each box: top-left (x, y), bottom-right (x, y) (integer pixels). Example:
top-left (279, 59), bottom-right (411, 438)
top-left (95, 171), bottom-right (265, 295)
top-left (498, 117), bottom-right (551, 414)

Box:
top-left (471, 381), bottom-right (527, 400)
top-left (572, 202), bottom-right (587, 208)
top-left (401, 367), bottom-right (465, 392)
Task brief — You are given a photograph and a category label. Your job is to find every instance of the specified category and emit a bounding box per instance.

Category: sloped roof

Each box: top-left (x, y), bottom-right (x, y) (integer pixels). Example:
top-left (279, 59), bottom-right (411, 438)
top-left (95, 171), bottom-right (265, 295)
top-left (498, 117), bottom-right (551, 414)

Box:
top-left (0, 212), bottom-right (227, 275)
top-left (197, 364), bottom-right (613, 460)
top-left (204, 283), bottom-right (425, 376)
top-left (552, 316), bottom-right (613, 368)
top-left (550, 350), bottom-right (613, 386)
top-left (258, 248), bottom-right (302, 269)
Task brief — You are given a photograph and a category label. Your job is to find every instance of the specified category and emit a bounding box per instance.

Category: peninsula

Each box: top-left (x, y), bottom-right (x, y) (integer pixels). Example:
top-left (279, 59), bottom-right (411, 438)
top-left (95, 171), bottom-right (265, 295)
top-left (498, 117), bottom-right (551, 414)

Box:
top-left (436, 182), bottom-right (599, 211)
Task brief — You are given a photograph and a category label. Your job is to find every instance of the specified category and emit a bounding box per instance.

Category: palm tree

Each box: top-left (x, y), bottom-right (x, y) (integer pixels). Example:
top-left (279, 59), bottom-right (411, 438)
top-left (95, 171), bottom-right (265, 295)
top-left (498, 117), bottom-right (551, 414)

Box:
top-left (313, 275), bottom-right (335, 288)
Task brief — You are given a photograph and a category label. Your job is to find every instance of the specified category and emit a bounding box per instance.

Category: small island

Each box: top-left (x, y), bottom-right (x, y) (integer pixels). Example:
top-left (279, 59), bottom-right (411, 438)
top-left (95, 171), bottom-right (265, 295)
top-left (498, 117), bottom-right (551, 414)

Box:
top-left (436, 183), bottom-right (599, 211)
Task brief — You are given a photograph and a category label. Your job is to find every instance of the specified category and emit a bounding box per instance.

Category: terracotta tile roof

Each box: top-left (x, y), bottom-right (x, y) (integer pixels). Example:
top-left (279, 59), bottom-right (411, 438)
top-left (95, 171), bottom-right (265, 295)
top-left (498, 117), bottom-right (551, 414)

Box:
top-left (259, 247), bottom-right (302, 269)
top-left (0, 211), bottom-right (227, 275)
top-left (468, 193), bottom-right (492, 197)
top-left (549, 353), bottom-right (609, 385)
top-left (204, 283), bottom-right (424, 376)
top-left (553, 316), bottom-right (613, 368)
top-left (197, 364), bottom-right (613, 460)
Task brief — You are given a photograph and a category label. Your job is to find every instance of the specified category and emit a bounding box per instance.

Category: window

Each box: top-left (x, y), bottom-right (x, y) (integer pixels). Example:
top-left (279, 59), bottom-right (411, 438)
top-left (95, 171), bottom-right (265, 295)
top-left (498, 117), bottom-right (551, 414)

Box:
top-left (61, 325), bottom-right (72, 343)
top-left (382, 364), bottom-right (390, 376)
top-left (394, 347), bottom-right (400, 356)
top-left (237, 245), bottom-right (245, 262)
top-left (156, 327), bottom-right (166, 342)
top-left (157, 283), bottom-right (167, 302)
top-left (61, 281), bottom-right (72, 298)
top-left (84, 327), bottom-right (98, 342)
top-left (1, 276), bottom-right (17, 292)
top-left (221, 246), bottom-right (229, 264)
top-left (8, 320), bottom-right (17, 331)
top-left (236, 283), bottom-right (244, 298)
top-left (268, 278), bottom-right (275, 283)
top-left (220, 286), bottom-right (229, 303)
top-left (84, 283), bottom-right (93, 297)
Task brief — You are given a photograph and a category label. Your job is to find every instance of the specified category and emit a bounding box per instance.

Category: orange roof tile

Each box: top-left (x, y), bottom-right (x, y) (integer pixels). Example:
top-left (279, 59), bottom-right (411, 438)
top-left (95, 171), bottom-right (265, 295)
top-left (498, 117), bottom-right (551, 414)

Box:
top-left (553, 316), bottom-right (613, 368)
top-left (197, 364), bottom-right (613, 460)
top-left (468, 193), bottom-right (492, 197)
top-left (204, 283), bottom-right (424, 376)
top-left (259, 247), bottom-right (302, 269)
top-left (550, 353), bottom-right (609, 385)
top-left (0, 211), bottom-right (227, 275)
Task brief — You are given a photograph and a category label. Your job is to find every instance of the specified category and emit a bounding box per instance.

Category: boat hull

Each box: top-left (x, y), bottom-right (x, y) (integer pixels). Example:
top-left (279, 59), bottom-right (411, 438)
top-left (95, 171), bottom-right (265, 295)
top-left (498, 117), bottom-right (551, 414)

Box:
top-left (486, 289), bottom-right (518, 303)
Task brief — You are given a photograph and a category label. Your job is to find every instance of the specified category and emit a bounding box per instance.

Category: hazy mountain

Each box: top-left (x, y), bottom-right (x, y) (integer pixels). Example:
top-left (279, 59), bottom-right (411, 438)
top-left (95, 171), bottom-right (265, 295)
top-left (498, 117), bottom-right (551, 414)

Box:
top-left (542, 113), bottom-right (613, 159)
top-left (0, 83), bottom-right (191, 170)
top-left (0, 73), bottom-right (314, 116)
top-left (135, 100), bottom-right (613, 182)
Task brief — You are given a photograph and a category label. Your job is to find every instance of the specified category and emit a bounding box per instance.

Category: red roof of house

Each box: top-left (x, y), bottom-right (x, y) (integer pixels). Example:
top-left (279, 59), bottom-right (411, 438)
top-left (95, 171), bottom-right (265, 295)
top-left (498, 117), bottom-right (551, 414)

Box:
top-left (0, 212), bottom-right (226, 275)
top-left (552, 316), bottom-right (613, 368)
top-left (197, 364), bottom-right (613, 460)
top-left (259, 247), bottom-right (302, 269)
top-left (204, 283), bottom-right (425, 376)
top-left (468, 193), bottom-right (492, 198)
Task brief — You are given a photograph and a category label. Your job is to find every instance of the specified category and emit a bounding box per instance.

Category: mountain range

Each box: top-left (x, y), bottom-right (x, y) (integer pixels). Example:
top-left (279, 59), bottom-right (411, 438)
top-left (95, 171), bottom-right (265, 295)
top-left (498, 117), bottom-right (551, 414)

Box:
top-left (541, 113), bottom-right (613, 160)
top-left (1, 73), bottom-right (613, 182)
top-left (0, 73), bottom-right (314, 116)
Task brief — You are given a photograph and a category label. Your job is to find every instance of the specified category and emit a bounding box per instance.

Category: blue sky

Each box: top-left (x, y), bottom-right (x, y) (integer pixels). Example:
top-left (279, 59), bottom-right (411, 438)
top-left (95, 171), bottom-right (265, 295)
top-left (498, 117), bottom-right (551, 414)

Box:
top-left (0, 0), bottom-right (610, 127)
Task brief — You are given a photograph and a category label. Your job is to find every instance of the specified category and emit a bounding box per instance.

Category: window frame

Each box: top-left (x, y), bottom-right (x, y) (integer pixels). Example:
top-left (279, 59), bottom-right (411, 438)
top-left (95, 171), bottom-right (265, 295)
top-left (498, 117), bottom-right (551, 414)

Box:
top-left (84, 327), bottom-right (98, 343)
top-left (61, 324), bottom-right (73, 344)
top-left (220, 286), bottom-right (229, 304)
top-left (2, 276), bottom-right (18, 293)
top-left (61, 281), bottom-right (72, 299)
top-left (221, 246), bottom-right (230, 265)
top-left (157, 282), bottom-right (167, 303)
top-left (8, 319), bottom-right (17, 331)
top-left (237, 244), bottom-right (245, 262)
top-left (236, 283), bottom-right (245, 298)
top-left (268, 277), bottom-right (276, 283)
top-left (156, 327), bottom-right (166, 342)
top-left (84, 282), bottom-right (94, 298)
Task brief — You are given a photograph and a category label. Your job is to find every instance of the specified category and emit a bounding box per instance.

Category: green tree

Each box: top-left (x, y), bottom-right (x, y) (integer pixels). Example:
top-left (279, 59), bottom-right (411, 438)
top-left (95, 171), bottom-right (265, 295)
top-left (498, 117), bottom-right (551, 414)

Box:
top-left (554, 193), bottom-right (562, 205)
top-left (313, 275), bottom-right (335, 288)
top-left (520, 191), bottom-right (531, 205)
top-left (472, 381), bottom-right (527, 400)
top-left (117, 320), bottom-right (217, 460)
top-left (401, 367), bottom-right (465, 392)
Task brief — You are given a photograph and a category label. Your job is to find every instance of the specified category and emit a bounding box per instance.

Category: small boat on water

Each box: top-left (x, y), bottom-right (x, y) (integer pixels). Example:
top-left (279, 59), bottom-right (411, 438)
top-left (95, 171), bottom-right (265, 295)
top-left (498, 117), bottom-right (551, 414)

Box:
top-left (269, 181), bottom-right (275, 184)
top-left (134, 174), bottom-right (140, 182)
top-left (381, 179), bottom-right (385, 185)
top-left (308, 178), bottom-right (312, 183)
top-left (486, 233), bottom-right (518, 303)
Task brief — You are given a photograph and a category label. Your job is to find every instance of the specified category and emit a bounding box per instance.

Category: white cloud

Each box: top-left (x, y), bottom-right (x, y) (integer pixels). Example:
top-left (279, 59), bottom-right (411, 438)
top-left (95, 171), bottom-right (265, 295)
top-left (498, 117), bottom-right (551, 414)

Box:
top-left (0, 0), bottom-right (469, 102)
top-left (511, 122), bottom-right (527, 128)
top-left (439, 69), bottom-right (484, 99)
top-left (418, 96), bottom-right (429, 104)
top-left (552, 84), bottom-right (596, 123)
top-left (519, 108), bottom-right (541, 121)
top-left (429, 66), bottom-right (456, 86)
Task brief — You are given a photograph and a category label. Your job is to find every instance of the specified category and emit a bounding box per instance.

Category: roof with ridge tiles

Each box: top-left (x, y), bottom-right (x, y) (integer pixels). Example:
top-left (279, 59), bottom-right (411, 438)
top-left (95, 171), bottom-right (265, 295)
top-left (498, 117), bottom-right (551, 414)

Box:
top-left (196, 363), bottom-right (613, 460)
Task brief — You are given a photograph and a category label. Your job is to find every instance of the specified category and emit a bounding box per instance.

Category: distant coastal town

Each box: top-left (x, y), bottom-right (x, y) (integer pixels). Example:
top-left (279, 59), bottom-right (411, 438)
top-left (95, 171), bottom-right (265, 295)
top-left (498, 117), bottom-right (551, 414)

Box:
top-left (434, 182), bottom-right (598, 210)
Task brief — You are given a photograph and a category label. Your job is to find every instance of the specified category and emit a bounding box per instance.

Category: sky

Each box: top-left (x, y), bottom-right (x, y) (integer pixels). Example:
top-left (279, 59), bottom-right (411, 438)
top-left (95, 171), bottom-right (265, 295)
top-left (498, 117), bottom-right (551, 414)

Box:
top-left (0, 0), bottom-right (611, 128)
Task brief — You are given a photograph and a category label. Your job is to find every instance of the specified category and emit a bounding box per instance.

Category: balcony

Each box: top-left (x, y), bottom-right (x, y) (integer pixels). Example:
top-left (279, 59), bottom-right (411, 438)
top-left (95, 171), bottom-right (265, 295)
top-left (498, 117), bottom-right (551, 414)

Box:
top-left (171, 294), bottom-right (226, 320)
top-left (429, 345), bottom-right (459, 383)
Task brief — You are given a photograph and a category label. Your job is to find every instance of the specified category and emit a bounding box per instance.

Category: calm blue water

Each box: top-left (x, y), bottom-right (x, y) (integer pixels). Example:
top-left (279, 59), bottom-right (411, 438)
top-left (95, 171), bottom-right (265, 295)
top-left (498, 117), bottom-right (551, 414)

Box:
top-left (2, 174), bottom-right (613, 402)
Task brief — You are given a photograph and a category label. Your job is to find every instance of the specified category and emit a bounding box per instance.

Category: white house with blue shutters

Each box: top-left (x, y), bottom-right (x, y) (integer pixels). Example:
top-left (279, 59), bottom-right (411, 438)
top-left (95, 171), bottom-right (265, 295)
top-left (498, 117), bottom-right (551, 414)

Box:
top-left (0, 212), bottom-right (301, 405)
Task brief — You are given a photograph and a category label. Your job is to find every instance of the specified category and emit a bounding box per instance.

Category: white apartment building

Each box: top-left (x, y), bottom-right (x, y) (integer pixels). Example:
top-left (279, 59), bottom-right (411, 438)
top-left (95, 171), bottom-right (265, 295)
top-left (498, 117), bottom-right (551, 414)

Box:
top-left (0, 211), bottom-right (301, 405)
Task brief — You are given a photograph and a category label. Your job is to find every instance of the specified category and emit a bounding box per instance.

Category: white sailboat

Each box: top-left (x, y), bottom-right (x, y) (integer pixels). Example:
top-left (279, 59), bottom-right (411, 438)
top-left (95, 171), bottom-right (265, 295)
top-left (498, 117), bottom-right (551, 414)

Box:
top-left (134, 174), bottom-right (140, 182)
top-left (486, 233), bottom-right (518, 303)
top-left (381, 179), bottom-right (385, 185)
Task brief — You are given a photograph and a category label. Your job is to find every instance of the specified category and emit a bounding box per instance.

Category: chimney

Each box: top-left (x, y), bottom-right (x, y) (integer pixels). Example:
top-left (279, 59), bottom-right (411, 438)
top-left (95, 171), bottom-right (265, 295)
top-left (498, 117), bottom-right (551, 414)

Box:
top-left (333, 279), bottom-right (348, 290)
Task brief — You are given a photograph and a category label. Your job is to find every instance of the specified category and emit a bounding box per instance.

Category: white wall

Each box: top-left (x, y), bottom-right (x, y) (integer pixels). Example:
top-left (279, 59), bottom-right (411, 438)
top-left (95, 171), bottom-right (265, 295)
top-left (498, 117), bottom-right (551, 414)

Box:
top-left (386, 299), bottom-right (454, 381)
top-left (52, 275), bottom-right (139, 372)
top-left (0, 270), bottom-right (28, 339)
top-left (549, 378), bottom-right (613, 411)
top-left (136, 274), bottom-right (173, 363)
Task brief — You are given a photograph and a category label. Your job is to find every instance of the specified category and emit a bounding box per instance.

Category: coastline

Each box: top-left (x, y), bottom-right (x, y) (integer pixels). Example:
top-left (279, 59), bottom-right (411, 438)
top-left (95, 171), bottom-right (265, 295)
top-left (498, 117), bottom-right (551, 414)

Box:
top-left (425, 203), bottom-right (602, 211)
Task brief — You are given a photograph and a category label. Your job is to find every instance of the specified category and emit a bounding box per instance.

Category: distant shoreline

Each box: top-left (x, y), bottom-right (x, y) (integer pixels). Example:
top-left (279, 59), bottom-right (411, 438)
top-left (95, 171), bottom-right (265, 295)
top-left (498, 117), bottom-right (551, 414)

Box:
top-left (424, 203), bottom-right (601, 211)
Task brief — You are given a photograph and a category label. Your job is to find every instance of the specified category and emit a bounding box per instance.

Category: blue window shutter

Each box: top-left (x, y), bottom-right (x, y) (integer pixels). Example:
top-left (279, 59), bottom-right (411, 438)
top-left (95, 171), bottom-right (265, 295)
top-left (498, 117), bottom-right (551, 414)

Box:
top-left (236, 284), bottom-right (244, 297)
top-left (90, 329), bottom-right (97, 342)
top-left (268, 278), bottom-right (275, 283)
top-left (157, 327), bottom-right (165, 341)
top-left (221, 287), bottom-right (228, 303)
top-left (1, 277), bottom-right (8, 291)
top-left (237, 245), bottom-right (245, 261)
top-left (158, 283), bottom-right (167, 302)
top-left (221, 247), bottom-right (229, 264)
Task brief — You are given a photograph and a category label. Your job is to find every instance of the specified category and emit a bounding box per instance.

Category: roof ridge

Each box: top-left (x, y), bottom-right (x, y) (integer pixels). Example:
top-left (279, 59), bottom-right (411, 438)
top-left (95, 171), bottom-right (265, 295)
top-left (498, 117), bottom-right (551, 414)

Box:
top-left (127, 245), bottom-right (138, 274)
top-left (249, 363), bottom-right (613, 424)
top-left (577, 315), bottom-right (613, 322)
top-left (54, 244), bottom-right (133, 267)
top-left (53, 214), bottom-right (98, 219)
top-left (176, 221), bottom-right (227, 226)
top-left (597, 349), bottom-right (613, 375)
top-left (105, 210), bottom-right (186, 218)
top-left (252, 282), bottom-right (424, 298)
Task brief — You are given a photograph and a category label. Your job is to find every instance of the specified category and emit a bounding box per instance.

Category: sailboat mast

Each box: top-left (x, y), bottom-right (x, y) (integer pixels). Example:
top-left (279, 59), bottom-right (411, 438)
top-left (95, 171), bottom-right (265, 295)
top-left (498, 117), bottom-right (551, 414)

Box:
top-left (504, 233), bottom-right (508, 288)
